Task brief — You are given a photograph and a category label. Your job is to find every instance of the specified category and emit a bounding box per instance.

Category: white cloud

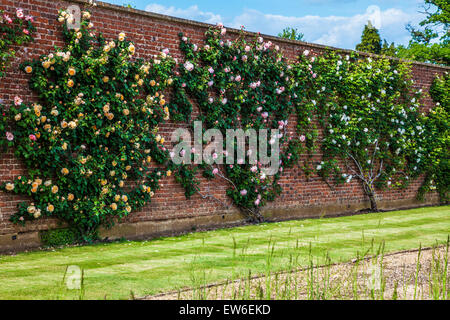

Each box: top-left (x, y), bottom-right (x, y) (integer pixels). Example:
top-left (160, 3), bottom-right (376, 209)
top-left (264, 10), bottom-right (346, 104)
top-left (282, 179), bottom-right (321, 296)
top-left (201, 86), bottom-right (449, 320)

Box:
top-left (145, 4), bottom-right (223, 25)
top-left (145, 3), bottom-right (423, 49)
top-left (231, 7), bottom-right (423, 49)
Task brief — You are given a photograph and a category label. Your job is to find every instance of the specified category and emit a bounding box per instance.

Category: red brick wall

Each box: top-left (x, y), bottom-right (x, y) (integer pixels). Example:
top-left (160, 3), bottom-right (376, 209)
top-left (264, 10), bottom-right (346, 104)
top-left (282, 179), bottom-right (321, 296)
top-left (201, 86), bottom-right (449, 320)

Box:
top-left (0, 0), bottom-right (447, 239)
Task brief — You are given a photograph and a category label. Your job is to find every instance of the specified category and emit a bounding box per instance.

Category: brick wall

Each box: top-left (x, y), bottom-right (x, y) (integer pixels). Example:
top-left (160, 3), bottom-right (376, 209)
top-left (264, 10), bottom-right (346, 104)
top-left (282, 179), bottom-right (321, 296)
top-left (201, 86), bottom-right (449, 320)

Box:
top-left (0, 0), bottom-right (448, 250)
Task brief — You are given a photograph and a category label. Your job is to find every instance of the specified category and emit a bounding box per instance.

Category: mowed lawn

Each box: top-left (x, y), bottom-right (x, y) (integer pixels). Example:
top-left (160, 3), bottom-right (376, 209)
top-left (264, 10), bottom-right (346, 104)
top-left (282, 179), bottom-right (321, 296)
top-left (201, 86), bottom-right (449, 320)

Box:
top-left (0, 206), bottom-right (449, 300)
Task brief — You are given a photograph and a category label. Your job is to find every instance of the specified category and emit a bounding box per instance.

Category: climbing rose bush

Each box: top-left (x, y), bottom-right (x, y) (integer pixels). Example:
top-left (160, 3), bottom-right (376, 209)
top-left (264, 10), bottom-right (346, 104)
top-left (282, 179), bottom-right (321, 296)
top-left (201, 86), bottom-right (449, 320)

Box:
top-left (0, 10), bottom-right (176, 237)
top-left (305, 51), bottom-right (427, 211)
top-left (0, 8), bottom-right (35, 78)
top-left (418, 73), bottom-right (449, 203)
top-left (172, 26), bottom-right (310, 221)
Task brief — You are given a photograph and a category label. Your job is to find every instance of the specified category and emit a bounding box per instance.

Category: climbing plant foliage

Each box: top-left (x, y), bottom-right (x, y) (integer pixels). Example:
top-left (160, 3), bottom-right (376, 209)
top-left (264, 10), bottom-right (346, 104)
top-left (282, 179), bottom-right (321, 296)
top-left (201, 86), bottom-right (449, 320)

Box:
top-left (0, 9), bottom-right (446, 234)
top-left (172, 26), bottom-right (313, 221)
top-left (0, 8), bottom-right (35, 78)
top-left (418, 72), bottom-right (449, 203)
top-left (302, 51), bottom-right (428, 211)
top-left (0, 10), bottom-right (176, 238)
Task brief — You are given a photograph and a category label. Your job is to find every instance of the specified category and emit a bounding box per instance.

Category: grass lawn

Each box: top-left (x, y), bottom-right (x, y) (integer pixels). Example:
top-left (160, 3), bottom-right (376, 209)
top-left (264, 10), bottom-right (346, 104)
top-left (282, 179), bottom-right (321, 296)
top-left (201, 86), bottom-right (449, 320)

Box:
top-left (0, 205), bottom-right (449, 300)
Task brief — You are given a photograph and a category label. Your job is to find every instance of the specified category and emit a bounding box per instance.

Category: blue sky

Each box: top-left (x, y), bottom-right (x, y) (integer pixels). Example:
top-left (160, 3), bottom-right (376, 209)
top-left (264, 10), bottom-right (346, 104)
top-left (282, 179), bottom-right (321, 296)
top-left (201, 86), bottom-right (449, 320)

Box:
top-left (102, 0), bottom-right (428, 49)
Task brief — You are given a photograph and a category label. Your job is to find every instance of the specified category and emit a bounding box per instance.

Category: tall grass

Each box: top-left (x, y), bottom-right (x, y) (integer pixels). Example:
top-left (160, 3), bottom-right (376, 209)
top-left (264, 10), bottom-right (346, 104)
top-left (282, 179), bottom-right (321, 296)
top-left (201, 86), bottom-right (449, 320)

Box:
top-left (182, 236), bottom-right (450, 300)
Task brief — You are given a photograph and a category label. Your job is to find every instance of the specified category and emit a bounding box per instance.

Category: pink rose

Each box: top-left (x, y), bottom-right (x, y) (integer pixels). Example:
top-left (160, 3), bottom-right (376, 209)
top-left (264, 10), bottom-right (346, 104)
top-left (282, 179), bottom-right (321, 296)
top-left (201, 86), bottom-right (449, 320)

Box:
top-left (6, 132), bottom-right (14, 141)
top-left (29, 134), bottom-right (37, 141)
top-left (16, 9), bottom-right (24, 19)
top-left (4, 14), bottom-right (13, 24)
top-left (14, 96), bottom-right (23, 106)
top-left (240, 190), bottom-right (248, 196)
top-left (212, 168), bottom-right (219, 175)
top-left (300, 135), bottom-right (306, 142)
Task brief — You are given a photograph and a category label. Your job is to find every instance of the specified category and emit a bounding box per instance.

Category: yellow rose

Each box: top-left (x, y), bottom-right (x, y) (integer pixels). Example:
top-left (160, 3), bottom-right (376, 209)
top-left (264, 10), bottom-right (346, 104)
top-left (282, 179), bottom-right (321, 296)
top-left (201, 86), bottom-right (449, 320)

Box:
top-left (25, 66), bottom-right (33, 74)
top-left (51, 186), bottom-right (59, 194)
top-left (61, 168), bottom-right (69, 175)
top-left (118, 32), bottom-right (126, 41)
top-left (110, 203), bottom-right (118, 211)
top-left (47, 204), bottom-right (55, 212)
top-left (67, 79), bottom-right (74, 88)
top-left (5, 183), bottom-right (15, 191)
top-left (68, 67), bottom-right (76, 76)
top-left (34, 209), bottom-right (41, 219)
top-left (128, 44), bottom-right (135, 54)
top-left (67, 193), bottom-right (75, 201)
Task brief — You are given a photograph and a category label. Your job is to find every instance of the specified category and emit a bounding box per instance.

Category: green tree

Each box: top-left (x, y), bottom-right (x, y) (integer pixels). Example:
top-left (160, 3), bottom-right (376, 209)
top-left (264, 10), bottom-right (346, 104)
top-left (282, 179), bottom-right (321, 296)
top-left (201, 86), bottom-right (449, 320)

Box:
top-left (381, 40), bottom-right (397, 57)
top-left (278, 27), bottom-right (304, 41)
top-left (397, 0), bottom-right (449, 65)
top-left (356, 21), bottom-right (382, 54)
